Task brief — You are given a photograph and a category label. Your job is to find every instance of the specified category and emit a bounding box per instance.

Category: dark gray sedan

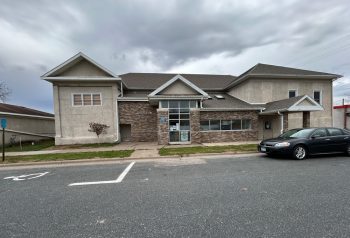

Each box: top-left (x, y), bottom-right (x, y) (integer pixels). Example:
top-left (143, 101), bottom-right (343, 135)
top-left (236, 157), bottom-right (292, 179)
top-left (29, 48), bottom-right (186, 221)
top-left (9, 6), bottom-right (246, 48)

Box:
top-left (258, 128), bottom-right (350, 160)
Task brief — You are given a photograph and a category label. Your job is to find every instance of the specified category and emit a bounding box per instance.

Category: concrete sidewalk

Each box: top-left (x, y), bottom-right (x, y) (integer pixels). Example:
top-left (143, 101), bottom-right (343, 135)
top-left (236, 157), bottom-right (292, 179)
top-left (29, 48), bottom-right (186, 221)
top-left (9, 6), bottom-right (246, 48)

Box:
top-left (6, 141), bottom-right (259, 158)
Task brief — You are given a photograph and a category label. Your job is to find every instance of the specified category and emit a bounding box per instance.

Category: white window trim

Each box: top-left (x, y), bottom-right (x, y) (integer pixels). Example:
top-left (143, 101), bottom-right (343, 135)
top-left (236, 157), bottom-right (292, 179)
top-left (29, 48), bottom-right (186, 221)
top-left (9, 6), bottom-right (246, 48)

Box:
top-left (288, 89), bottom-right (298, 98)
top-left (72, 93), bottom-right (102, 107)
top-left (313, 90), bottom-right (322, 105)
top-left (200, 119), bottom-right (252, 131)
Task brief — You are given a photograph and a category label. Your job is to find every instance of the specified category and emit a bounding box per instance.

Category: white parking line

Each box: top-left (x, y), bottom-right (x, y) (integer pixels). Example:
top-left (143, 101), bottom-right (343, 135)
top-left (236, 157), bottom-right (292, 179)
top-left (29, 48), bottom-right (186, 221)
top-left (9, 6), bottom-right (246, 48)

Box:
top-left (68, 162), bottom-right (135, 186)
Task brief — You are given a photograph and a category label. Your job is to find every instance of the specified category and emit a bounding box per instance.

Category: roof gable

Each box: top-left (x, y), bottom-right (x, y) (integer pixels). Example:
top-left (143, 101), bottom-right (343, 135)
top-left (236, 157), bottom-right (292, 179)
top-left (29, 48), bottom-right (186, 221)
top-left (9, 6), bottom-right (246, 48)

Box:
top-left (41, 52), bottom-right (118, 79)
top-left (149, 74), bottom-right (209, 97)
top-left (261, 95), bottom-right (323, 114)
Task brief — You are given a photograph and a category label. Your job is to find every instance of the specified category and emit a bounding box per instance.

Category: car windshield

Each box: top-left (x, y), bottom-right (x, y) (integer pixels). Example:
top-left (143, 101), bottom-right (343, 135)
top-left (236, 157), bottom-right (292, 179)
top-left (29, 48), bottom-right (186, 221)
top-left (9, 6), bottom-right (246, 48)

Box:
top-left (279, 128), bottom-right (315, 139)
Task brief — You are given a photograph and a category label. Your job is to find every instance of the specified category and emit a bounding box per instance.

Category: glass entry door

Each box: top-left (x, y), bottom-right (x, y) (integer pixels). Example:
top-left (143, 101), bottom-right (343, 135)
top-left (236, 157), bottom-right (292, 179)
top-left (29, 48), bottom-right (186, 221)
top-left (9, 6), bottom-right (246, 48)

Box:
top-left (167, 101), bottom-right (192, 143)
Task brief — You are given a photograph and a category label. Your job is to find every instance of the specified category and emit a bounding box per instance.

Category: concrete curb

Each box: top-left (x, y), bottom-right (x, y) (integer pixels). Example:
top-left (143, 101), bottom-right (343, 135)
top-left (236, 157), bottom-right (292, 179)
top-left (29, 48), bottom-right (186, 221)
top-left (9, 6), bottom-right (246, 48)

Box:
top-left (0, 152), bottom-right (260, 169)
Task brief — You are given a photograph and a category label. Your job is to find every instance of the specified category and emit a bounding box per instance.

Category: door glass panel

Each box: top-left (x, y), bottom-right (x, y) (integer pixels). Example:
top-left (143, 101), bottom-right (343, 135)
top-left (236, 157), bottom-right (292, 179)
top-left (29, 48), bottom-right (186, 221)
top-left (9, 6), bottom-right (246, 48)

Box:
top-left (180, 120), bottom-right (190, 130)
top-left (169, 114), bottom-right (179, 120)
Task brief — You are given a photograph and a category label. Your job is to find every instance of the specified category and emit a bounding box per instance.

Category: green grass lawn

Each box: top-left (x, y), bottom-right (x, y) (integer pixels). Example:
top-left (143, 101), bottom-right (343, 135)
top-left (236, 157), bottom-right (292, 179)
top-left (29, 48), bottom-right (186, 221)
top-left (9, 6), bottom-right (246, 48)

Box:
top-left (4, 150), bottom-right (134, 163)
top-left (5, 139), bottom-right (55, 152)
top-left (46, 142), bottom-right (120, 150)
top-left (159, 144), bottom-right (258, 156)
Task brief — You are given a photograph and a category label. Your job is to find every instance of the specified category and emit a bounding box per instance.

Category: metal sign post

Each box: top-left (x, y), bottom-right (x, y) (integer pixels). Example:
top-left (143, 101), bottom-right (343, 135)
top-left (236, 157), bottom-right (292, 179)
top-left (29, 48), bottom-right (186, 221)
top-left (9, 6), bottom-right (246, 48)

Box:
top-left (1, 118), bottom-right (7, 162)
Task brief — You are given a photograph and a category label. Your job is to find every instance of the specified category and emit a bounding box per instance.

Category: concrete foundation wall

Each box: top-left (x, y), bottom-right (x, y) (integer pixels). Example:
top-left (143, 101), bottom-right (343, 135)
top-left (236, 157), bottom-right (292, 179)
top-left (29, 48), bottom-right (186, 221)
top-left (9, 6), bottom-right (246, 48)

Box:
top-left (119, 101), bottom-right (158, 142)
top-left (54, 83), bottom-right (118, 145)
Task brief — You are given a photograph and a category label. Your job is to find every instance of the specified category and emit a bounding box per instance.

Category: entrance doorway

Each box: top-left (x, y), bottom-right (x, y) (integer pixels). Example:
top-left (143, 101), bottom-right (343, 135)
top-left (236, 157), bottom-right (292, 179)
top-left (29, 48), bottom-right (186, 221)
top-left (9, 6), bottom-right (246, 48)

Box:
top-left (120, 124), bottom-right (131, 142)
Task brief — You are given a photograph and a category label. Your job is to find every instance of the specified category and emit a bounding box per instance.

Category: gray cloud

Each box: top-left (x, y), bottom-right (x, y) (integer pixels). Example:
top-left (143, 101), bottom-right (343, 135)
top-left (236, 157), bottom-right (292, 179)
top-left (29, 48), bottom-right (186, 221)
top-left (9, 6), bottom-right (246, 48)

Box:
top-left (1, 0), bottom-right (350, 111)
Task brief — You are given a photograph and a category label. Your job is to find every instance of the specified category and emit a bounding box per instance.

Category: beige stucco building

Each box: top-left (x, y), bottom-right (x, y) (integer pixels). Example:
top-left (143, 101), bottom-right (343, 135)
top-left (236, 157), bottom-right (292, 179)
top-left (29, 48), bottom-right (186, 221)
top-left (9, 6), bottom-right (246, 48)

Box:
top-left (42, 52), bottom-right (341, 145)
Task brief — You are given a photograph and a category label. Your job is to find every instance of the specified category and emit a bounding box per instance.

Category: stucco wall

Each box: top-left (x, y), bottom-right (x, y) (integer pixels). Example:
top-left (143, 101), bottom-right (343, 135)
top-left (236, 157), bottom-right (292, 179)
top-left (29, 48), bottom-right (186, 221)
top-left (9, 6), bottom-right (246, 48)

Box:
top-left (287, 112), bottom-right (303, 129)
top-left (57, 59), bottom-right (110, 77)
top-left (159, 81), bottom-right (198, 95)
top-left (54, 83), bottom-right (118, 145)
top-left (119, 101), bottom-right (158, 142)
top-left (0, 115), bottom-right (55, 145)
top-left (333, 107), bottom-right (350, 130)
top-left (228, 78), bottom-right (333, 127)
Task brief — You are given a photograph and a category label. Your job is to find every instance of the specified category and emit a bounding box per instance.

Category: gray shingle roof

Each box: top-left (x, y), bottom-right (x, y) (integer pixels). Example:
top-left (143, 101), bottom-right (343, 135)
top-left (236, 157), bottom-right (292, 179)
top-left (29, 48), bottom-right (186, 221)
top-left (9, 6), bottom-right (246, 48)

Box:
top-left (262, 95), bottom-right (305, 113)
top-left (249, 63), bottom-right (340, 76)
top-left (225, 63), bottom-right (342, 89)
top-left (202, 93), bottom-right (262, 110)
top-left (120, 73), bottom-right (236, 90)
top-left (0, 103), bottom-right (54, 117)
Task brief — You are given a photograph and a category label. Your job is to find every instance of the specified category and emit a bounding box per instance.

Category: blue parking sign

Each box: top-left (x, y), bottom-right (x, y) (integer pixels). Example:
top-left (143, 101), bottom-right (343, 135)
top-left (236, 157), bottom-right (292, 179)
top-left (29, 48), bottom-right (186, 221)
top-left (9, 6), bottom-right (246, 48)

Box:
top-left (1, 118), bottom-right (7, 129)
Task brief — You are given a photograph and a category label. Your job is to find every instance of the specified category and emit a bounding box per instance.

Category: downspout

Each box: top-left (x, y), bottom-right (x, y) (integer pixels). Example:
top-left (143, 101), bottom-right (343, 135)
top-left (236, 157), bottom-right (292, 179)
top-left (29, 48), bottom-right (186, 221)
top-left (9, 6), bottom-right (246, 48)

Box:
top-left (115, 98), bottom-right (120, 143)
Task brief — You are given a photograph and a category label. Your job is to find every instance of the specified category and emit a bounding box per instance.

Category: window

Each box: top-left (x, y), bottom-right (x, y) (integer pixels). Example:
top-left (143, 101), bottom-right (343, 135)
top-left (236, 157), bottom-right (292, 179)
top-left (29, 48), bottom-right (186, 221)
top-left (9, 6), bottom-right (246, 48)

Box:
top-left (231, 120), bottom-right (241, 130)
top-left (160, 100), bottom-right (197, 109)
top-left (73, 94), bottom-right (82, 106)
top-left (328, 128), bottom-right (343, 136)
top-left (92, 94), bottom-right (101, 105)
top-left (312, 129), bottom-right (327, 138)
top-left (83, 94), bottom-right (92, 105)
top-left (242, 119), bottom-right (252, 130)
top-left (73, 93), bottom-right (101, 106)
top-left (200, 121), bottom-right (210, 131)
top-left (200, 119), bottom-right (252, 131)
top-left (221, 120), bottom-right (231, 130)
top-left (210, 120), bottom-right (220, 130)
top-left (288, 90), bottom-right (297, 98)
top-left (313, 90), bottom-right (322, 104)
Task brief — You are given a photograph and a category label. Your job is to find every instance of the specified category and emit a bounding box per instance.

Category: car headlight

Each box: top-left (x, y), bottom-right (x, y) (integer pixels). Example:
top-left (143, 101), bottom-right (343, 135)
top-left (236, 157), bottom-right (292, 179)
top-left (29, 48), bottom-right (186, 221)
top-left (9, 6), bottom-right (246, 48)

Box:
top-left (274, 142), bottom-right (290, 147)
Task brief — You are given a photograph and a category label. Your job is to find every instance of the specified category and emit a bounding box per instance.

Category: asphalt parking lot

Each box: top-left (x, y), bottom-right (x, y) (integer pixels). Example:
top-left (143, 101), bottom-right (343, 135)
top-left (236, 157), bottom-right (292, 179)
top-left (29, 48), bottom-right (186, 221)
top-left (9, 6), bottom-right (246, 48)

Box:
top-left (1, 154), bottom-right (350, 238)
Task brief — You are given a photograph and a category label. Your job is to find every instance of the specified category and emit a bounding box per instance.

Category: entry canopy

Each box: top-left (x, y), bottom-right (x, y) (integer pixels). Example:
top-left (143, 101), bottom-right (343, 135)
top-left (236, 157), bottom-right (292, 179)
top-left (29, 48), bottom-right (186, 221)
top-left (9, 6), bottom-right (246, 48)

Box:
top-left (260, 95), bottom-right (324, 115)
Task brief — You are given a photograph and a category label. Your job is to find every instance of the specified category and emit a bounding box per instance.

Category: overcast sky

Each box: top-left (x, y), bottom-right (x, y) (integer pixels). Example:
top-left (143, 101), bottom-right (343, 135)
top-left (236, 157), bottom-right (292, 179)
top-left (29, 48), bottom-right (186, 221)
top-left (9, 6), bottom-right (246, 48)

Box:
top-left (1, 0), bottom-right (350, 113)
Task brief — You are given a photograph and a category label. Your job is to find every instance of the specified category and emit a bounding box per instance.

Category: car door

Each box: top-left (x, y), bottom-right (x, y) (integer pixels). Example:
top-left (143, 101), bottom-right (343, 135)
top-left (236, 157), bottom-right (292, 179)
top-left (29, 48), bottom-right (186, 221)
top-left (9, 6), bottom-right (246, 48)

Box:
top-left (327, 128), bottom-right (348, 152)
top-left (308, 128), bottom-right (330, 154)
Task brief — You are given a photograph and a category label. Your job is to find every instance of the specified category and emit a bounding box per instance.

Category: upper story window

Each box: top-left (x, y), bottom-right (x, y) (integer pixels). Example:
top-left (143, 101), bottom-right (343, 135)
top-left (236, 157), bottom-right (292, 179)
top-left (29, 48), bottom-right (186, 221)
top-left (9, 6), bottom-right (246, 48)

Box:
top-left (313, 90), bottom-right (322, 104)
top-left (288, 90), bottom-right (297, 98)
top-left (160, 100), bottom-right (198, 109)
top-left (73, 93), bottom-right (102, 106)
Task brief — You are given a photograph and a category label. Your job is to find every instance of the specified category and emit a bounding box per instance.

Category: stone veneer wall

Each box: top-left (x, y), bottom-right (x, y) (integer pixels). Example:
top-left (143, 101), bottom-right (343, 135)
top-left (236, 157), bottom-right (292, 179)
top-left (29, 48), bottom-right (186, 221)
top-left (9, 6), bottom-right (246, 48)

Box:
top-left (190, 109), bottom-right (201, 144)
top-left (118, 101), bottom-right (157, 142)
top-left (199, 111), bottom-right (259, 143)
top-left (157, 109), bottom-right (169, 145)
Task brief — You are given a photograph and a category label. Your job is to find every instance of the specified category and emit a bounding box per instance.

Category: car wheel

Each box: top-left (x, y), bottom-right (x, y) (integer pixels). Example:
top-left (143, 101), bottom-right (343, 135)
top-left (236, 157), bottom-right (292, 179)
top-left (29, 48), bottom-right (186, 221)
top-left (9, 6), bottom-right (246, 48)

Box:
top-left (346, 144), bottom-right (350, 156)
top-left (293, 145), bottom-right (307, 160)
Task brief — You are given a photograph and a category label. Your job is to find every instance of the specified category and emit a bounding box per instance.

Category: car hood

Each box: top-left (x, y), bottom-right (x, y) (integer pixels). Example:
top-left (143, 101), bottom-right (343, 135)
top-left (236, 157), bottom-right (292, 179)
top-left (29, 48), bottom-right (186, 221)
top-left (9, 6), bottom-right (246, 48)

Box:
top-left (260, 137), bottom-right (301, 146)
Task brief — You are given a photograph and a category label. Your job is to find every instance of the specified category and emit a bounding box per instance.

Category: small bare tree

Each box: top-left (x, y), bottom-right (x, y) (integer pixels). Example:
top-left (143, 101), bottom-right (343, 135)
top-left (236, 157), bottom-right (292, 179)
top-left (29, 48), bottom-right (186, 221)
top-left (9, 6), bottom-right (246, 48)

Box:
top-left (0, 81), bottom-right (11, 102)
top-left (88, 122), bottom-right (109, 144)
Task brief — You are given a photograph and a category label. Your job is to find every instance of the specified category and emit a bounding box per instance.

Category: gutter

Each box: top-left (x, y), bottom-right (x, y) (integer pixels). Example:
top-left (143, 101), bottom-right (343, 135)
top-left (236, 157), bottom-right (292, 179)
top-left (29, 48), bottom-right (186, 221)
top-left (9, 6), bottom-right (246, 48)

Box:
top-left (200, 107), bottom-right (263, 111)
top-left (0, 112), bottom-right (54, 120)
